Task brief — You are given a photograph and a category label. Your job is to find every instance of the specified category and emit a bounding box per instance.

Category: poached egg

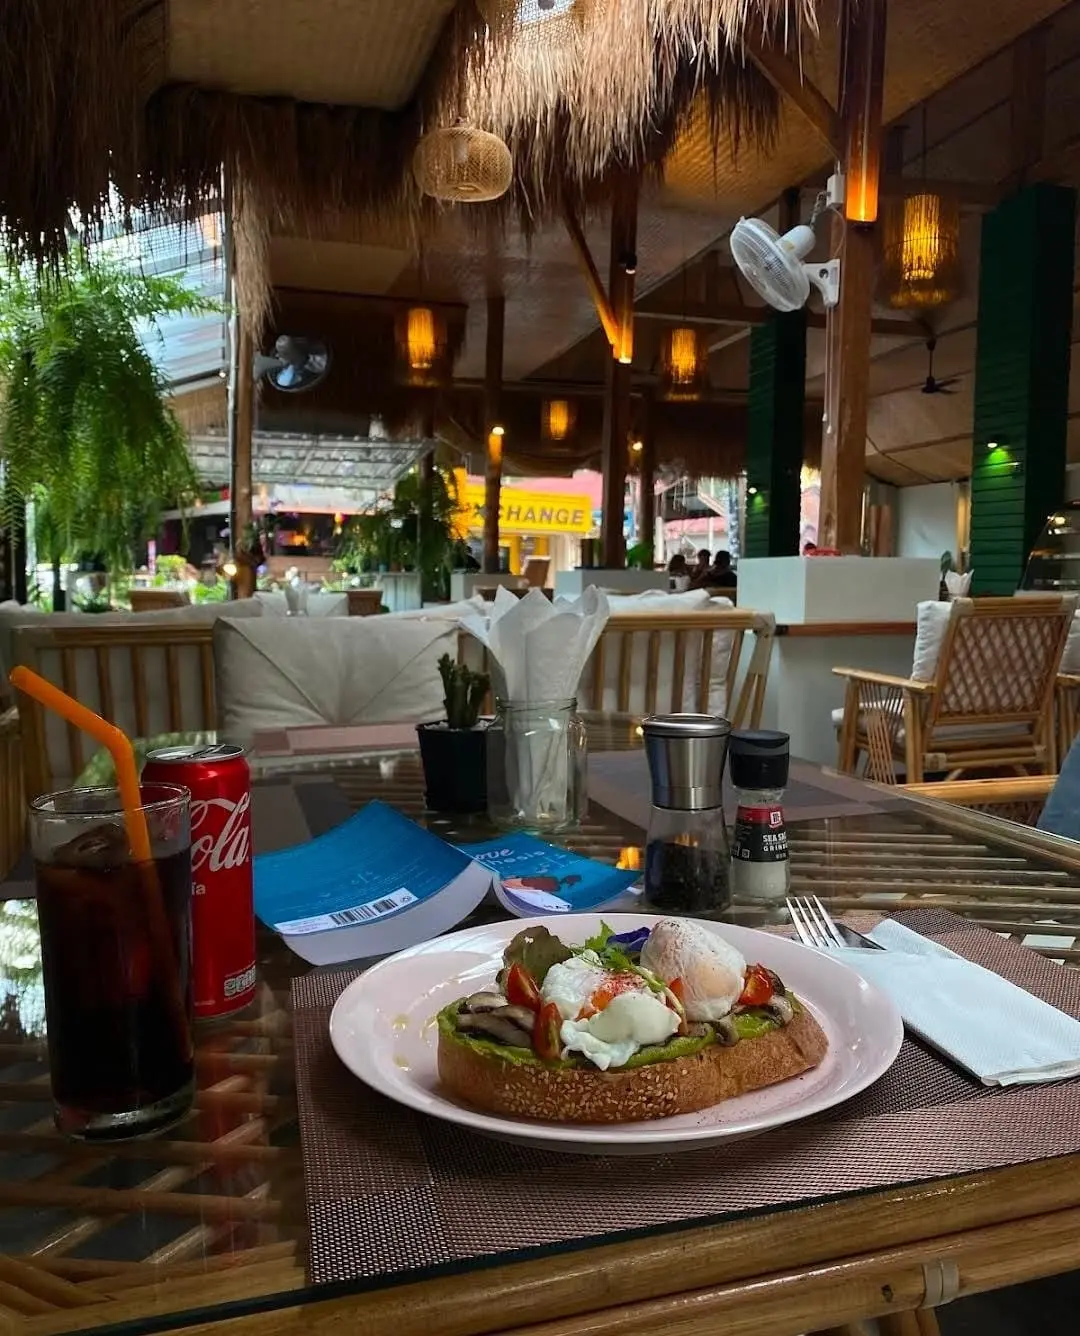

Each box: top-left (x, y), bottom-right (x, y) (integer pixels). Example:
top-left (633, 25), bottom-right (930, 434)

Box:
top-left (639, 919), bottom-right (746, 1022)
top-left (540, 952), bottom-right (679, 1071)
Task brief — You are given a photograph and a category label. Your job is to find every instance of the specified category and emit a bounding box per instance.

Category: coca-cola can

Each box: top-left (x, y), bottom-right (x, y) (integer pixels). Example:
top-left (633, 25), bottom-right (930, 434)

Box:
top-left (142, 743), bottom-right (257, 1019)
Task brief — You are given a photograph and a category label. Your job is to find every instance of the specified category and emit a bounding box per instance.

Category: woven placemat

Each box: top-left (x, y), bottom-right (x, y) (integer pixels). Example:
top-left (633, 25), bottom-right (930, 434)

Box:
top-left (293, 911), bottom-right (1080, 1287)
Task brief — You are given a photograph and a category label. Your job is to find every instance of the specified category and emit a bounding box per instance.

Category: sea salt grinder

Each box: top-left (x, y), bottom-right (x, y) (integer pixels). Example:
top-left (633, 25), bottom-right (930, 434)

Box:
top-left (640, 714), bottom-right (732, 916)
top-left (729, 730), bottom-right (791, 902)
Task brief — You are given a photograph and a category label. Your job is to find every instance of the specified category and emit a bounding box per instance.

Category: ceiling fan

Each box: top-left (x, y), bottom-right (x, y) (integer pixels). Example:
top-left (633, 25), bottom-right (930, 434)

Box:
top-left (921, 337), bottom-right (961, 395)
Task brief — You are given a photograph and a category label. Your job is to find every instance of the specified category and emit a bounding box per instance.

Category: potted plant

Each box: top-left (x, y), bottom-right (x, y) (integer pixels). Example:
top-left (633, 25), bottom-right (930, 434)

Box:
top-left (416, 654), bottom-right (491, 814)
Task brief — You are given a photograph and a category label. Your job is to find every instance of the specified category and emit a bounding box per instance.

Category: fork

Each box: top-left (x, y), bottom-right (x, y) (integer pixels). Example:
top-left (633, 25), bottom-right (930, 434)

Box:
top-left (786, 896), bottom-right (883, 951)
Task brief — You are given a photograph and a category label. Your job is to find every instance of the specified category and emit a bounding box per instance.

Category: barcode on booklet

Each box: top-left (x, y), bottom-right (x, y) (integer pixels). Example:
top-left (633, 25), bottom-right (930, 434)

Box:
top-left (274, 888), bottom-right (418, 935)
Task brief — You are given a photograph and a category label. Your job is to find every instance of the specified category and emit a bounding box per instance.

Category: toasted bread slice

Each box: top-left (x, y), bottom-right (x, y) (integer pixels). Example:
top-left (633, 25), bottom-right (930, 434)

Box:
top-left (437, 1006), bottom-right (828, 1124)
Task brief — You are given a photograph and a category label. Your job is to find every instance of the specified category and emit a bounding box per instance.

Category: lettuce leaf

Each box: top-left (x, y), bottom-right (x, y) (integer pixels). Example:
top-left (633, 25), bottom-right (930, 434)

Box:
top-left (502, 925), bottom-right (572, 984)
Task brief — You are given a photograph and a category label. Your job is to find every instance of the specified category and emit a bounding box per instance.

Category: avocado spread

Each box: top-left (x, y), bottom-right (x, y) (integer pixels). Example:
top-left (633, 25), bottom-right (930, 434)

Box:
top-left (438, 1000), bottom-right (796, 1071)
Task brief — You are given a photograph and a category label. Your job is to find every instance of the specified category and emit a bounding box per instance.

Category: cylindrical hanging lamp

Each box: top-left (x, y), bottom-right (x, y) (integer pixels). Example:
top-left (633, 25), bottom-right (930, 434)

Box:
top-left (660, 326), bottom-right (708, 399)
top-left (541, 398), bottom-right (576, 441)
top-left (878, 193), bottom-right (963, 310)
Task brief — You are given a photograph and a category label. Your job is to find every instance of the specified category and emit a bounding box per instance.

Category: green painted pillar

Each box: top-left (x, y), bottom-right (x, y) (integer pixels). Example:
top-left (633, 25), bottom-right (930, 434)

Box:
top-left (744, 309), bottom-right (806, 558)
top-left (970, 183), bottom-right (1076, 594)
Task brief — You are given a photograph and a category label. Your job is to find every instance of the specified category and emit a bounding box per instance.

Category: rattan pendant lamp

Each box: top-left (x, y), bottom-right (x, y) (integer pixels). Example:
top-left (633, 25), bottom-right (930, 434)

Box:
top-left (878, 113), bottom-right (963, 311)
top-left (412, 120), bottom-right (513, 203)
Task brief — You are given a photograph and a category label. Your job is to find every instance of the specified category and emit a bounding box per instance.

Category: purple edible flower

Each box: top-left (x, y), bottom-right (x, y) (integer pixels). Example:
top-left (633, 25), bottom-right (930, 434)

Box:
top-left (608, 927), bottom-right (651, 953)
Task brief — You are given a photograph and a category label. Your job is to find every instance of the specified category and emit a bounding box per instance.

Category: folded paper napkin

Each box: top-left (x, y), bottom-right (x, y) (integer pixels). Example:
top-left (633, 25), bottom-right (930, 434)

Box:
top-left (460, 585), bottom-right (610, 702)
top-left (944, 570), bottom-right (973, 599)
top-left (838, 919), bottom-right (1080, 1087)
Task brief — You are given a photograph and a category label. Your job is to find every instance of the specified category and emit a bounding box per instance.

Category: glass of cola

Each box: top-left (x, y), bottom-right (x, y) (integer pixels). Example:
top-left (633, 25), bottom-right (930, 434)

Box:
top-left (30, 784), bottom-right (195, 1140)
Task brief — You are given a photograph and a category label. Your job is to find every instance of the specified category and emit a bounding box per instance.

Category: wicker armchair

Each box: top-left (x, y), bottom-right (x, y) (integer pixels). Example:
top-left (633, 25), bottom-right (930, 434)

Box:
top-left (834, 595), bottom-right (1076, 784)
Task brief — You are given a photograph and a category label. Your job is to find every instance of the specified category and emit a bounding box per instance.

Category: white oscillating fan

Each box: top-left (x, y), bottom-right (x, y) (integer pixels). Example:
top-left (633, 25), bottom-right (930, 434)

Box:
top-left (729, 218), bottom-right (840, 312)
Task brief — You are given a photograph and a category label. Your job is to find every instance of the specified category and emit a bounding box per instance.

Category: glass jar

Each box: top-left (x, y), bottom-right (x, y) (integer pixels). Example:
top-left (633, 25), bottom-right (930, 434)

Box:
top-left (641, 714), bottom-right (732, 916)
top-left (486, 698), bottom-right (587, 833)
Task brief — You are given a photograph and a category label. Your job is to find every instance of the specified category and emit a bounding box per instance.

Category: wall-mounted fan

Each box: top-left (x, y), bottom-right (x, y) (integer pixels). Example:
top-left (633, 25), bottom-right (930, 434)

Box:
top-left (921, 337), bottom-right (960, 395)
top-left (254, 336), bottom-right (330, 393)
top-left (729, 217), bottom-right (840, 312)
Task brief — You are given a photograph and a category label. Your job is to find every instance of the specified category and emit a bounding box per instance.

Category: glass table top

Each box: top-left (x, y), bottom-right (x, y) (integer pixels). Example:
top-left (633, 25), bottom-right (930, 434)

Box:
top-left (4, 719), bottom-right (1080, 1332)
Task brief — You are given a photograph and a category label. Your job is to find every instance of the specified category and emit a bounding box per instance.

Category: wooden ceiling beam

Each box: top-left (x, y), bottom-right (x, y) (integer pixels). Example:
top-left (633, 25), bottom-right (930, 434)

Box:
top-left (562, 207), bottom-right (621, 354)
top-left (635, 303), bottom-right (921, 339)
top-left (745, 39), bottom-right (842, 158)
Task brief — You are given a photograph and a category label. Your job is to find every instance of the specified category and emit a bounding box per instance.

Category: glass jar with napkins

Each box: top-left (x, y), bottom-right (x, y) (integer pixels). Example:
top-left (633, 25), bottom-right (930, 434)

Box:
top-left (459, 587), bottom-right (609, 834)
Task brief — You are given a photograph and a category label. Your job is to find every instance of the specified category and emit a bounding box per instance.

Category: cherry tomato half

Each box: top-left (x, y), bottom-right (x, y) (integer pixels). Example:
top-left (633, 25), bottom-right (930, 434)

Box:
top-left (737, 964), bottom-right (774, 1008)
top-left (533, 1002), bottom-right (563, 1062)
top-left (505, 962), bottom-right (542, 1012)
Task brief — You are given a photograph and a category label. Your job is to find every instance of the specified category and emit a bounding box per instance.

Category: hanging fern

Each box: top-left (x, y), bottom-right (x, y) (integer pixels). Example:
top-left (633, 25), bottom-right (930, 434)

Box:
top-left (0, 246), bottom-right (213, 572)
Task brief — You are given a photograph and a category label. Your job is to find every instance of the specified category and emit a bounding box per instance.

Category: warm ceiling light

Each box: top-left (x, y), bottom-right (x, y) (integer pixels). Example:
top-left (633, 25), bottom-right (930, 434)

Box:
top-left (879, 193), bottom-right (963, 310)
top-left (542, 398), bottom-right (575, 442)
top-left (630, 440), bottom-right (644, 453)
top-left (405, 306), bottom-right (437, 370)
top-left (660, 326), bottom-right (707, 399)
top-left (491, 424), bottom-right (505, 437)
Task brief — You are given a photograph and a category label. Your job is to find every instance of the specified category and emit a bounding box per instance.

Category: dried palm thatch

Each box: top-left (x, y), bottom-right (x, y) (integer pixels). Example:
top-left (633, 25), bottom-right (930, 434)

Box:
top-left (456, 0), bottom-right (815, 207)
top-left (0, 0), bottom-right (811, 337)
top-left (0, 0), bottom-right (165, 267)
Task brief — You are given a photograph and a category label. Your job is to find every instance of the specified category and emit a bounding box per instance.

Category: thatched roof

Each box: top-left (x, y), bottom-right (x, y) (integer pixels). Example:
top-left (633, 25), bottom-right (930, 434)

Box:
top-left (0, 0), bottom-right (810, 330)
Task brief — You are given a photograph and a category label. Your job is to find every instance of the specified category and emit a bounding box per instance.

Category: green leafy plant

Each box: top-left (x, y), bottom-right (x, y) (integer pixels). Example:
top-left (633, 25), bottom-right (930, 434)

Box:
top-left (437, 653), bottom-right (489, 730)
top-left (153, 555), bottom-right (189, 585)
top-left (0, 247), bottom-right (212, 602)
top-left (72, 590), bottom-right (113, 614)
top-left (625, 541), bottom-right (654, 570)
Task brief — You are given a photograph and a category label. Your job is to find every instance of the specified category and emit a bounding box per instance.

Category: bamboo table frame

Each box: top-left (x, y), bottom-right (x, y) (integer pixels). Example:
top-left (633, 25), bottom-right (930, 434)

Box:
top-left (3, 726), bottom-right (1080, 1336)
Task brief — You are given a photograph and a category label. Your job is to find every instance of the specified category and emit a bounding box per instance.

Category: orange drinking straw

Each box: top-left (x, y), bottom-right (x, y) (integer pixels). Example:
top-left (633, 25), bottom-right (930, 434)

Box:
top-left (9, 666), bottom-right (152, 861)
top-left (10, 664), bottom-right (193, 1061)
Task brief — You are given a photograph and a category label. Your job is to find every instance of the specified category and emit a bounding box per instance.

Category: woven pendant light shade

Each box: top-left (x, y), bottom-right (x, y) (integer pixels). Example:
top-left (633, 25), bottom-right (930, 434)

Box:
top-left (412, 123), bottom-right (513, 203)
top-left (395, 306), bottom-right (448, 384)
top-left (660, 326), bottom-right (709, 399)
top-left (879, 193), bottom-right (963, 310)
top-left (541, 397), bottom-right (576, 441)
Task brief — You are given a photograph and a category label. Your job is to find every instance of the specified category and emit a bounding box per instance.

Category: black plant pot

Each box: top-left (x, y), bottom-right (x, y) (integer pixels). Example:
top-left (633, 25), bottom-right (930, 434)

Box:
top-left (416, 722), bottom-right (488, 814)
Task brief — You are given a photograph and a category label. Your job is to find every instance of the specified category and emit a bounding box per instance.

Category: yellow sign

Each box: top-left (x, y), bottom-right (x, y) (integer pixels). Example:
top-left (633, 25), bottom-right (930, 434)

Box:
top-left (453, 473), bottom-right (594, 537)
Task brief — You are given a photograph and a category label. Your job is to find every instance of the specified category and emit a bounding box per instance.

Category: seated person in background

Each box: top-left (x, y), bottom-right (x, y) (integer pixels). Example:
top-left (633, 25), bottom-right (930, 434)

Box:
top-left (667, 552), bottom-right (690, 590)
top-left (704, 550), bottom-right (737, 589)
top-left (689, 549), bottom-right (712, 587)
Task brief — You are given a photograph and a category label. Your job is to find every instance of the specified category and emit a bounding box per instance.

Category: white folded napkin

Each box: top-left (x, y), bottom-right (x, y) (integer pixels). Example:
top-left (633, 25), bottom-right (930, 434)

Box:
top-left (837, 919), bottom-right (1080, 1087)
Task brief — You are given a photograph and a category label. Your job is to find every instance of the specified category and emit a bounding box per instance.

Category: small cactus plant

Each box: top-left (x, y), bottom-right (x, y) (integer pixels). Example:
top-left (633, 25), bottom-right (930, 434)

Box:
top-left (438, 654), bottom-right (490, 730)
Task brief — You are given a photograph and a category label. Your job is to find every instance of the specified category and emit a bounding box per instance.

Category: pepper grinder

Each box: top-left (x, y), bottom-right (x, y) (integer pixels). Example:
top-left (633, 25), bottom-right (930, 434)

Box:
top-left (641, 714), bottom-right (732, 916)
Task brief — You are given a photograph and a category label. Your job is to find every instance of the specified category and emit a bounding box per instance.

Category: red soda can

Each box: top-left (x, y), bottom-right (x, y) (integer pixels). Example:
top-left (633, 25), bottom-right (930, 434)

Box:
top-left (142, 743), bottom-right (257, 1019)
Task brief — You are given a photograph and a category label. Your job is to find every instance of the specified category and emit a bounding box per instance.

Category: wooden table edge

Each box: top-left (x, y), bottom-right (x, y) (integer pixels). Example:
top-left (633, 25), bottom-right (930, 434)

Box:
top-left (22, 1152), bottom-right (1080, 1336)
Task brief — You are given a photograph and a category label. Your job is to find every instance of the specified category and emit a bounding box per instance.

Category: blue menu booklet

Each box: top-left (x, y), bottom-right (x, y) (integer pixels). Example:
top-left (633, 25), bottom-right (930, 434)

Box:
top-left (254, 801), bottom-right (641, 964)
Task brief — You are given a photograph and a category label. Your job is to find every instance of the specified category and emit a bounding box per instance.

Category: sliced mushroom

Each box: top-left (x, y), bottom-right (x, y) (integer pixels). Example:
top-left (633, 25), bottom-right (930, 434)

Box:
top-left (463, 992), bottom-right (508, 1013)
top-left (763, 967), bottom-right (787, 996)
top-left (686, 1022), bottom-right (712, 1040)
top-left (714, 1017), bottom-right (740, 1047)
top-left (499, 1004), bottom-right (539, 1031)
top-left (764, 995), bottom-right (794, 1026)
top-left (456, 1012), bottom-right (534, 1046)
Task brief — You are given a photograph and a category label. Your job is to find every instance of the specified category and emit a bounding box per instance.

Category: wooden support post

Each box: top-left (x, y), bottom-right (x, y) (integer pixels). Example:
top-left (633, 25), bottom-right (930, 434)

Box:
top-left (638, 397), bottom-right (656, 561)
top-left (600, 173), bottom-right (639, 569)
top-left (819, 0), bottom-right (887, 553)
top-left (230, 319), bottom-right (255, 597)
top-left (483, 295), bottom-right (505, 575)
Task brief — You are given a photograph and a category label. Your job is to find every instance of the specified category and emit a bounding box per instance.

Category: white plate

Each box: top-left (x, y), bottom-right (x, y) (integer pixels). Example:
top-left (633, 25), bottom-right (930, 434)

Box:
top-left (329, 913), bottom-right (904, 1155)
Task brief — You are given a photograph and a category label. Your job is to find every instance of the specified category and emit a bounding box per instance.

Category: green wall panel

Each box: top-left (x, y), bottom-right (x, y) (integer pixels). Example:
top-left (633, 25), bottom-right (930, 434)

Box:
top-left (970, 183), bottom-right (1076, 594)
top-left (744, 309), bottom-right (806, 558)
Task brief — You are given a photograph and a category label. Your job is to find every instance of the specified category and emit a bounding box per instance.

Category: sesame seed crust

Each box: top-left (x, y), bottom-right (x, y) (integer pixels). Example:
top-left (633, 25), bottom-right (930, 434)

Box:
top-left (436, 1010), bottom-right (828, 1124)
